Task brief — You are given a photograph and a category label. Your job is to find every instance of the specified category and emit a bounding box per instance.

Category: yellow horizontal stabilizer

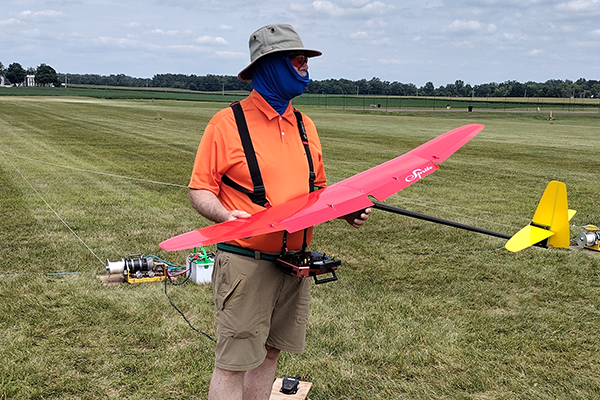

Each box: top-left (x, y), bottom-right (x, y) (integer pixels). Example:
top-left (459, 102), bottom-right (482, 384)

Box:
top-left (505, 225), bottom-right (555, 253)
top-left (568, 209), bottom-right (577, 221)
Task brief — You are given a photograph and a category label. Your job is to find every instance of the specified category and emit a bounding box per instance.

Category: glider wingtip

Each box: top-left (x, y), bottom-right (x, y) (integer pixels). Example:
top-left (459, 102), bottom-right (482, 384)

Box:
top-left (159, 240), bottom-right (184, 252)
top-left (159, 229), bottom-right (209, 252)
top-left (159, 243), bottom-right (175, 251)
top-left (469, 124), bottom-right (485, 135)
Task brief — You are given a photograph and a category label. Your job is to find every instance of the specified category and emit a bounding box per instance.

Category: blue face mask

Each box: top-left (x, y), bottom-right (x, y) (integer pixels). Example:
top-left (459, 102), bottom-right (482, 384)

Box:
top-left (251, 53), bottom-right (310, 115)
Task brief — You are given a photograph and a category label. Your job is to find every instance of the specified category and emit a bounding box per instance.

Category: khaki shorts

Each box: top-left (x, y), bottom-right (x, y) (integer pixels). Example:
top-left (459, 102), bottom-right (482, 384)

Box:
top-left (211, 251), bottom-right (311, 371)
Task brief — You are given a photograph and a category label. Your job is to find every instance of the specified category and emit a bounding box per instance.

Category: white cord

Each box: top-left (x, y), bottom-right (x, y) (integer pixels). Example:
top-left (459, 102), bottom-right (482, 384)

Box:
top-left (8, 159), bottom-right (106, 267)
top-left (0, 149), bottom-right (188, 188)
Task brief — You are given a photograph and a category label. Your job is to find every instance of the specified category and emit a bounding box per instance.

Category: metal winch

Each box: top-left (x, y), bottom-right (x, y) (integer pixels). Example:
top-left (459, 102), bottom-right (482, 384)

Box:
top-left (576, 225), bottom-right (600, 252)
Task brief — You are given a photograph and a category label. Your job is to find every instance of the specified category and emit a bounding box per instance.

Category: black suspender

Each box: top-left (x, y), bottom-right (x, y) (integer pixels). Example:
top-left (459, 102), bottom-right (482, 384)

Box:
top-left (295, 110), bottom-right (316, 194)
top-left (221, 102), bottom-right (268, 207)
top-left (222, 102), bottom-right (316, 208)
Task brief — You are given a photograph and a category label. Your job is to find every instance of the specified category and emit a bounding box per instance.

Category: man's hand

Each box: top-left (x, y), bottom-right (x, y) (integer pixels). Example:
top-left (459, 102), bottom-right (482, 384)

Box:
top-left (342, 208), bottom-right (371, 228)
top-left (189, 189), bottom-right (251, 223)
top-left (226, 209), bottom-right (252, 222)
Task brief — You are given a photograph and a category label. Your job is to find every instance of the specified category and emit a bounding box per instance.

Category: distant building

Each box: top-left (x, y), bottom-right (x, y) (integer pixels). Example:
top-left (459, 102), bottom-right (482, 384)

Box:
top-left (26, 74), bottom-right (36, 86)
top-left (0, 75), bottom-right (11, 87)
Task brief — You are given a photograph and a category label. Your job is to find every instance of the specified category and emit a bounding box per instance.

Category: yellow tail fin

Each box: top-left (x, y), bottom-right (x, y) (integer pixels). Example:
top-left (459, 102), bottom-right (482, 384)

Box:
top-left (505, 181), bottom-right (576, 252)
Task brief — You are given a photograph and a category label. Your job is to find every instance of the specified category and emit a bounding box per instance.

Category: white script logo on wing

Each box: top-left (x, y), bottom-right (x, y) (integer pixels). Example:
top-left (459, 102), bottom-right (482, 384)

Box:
top-left (405, 166), bottom-right (434, 183)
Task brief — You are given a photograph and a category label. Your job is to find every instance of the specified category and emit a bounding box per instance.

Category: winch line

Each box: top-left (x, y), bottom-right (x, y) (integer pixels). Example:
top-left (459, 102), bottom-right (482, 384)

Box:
top-left (394, 196), bottom-right (525, 230)
top-left (8, 159), bottom-right (105, 267)
top-left (394, 195), bottom-right (581, 230)
top-left (0, 149), bottom-right (188, 188)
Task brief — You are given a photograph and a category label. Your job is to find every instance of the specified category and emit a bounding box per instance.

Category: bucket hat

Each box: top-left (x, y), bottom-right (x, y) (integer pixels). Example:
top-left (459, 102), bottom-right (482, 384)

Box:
top-left (238, 24), bottom-right (322, 81)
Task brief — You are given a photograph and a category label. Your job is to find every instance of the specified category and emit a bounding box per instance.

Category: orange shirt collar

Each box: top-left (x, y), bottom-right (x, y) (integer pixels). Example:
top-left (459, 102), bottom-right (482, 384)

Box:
top-left (248, 90), bottom-right (296, 124)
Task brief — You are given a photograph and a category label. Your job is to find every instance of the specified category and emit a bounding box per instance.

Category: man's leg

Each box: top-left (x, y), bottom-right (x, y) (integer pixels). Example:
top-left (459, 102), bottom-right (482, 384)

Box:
top-left (208, 367), bottom-right (244, 400)
top-left (208, 346), bottom-right (280, 400)
top-left (243, 345), bottom-right (281, 400)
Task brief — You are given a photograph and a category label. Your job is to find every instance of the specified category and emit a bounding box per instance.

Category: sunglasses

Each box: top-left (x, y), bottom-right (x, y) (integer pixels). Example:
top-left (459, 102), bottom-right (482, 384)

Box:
top-left (288, 53), bottom-right (308, 68)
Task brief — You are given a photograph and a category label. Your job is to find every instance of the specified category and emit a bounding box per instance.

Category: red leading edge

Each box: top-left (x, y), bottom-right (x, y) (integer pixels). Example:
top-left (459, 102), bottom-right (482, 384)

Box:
top-left (160, 124), bottom-right (484, 251)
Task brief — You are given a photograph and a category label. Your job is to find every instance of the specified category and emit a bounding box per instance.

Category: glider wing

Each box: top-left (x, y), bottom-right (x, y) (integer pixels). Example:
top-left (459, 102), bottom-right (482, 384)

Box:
top-left (160, 124), bottom-right (484, 251)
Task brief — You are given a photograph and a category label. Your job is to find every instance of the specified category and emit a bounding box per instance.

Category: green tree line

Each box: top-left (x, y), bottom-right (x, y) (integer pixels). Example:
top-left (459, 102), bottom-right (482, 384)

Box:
top-left (0, 62), bottom-right (61, 87)
top-left (61, 73), bottom-right (600, 98)
top-left (2, 60), bottom-right (599, 98)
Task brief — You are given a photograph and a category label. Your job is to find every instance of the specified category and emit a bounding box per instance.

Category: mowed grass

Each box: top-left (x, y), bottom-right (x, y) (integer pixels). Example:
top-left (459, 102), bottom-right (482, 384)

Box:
top-left (1, 96), bottom-right (599, 399)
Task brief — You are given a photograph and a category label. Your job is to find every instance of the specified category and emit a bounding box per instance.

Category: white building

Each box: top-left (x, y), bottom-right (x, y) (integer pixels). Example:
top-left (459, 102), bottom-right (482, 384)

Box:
top-left (0, 75), bottom-right (11, 87)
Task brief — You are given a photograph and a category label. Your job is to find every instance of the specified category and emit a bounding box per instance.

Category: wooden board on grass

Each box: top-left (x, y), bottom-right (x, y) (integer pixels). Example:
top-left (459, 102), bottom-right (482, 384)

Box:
top-left (270, 378), bottom-right (312, 399)
top-left (96, 274), bottom-right (125, 286)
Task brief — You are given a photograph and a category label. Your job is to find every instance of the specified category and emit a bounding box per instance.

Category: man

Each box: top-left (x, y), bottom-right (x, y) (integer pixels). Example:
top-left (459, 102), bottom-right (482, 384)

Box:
top-left (188, 24), bottom-right (370, 400)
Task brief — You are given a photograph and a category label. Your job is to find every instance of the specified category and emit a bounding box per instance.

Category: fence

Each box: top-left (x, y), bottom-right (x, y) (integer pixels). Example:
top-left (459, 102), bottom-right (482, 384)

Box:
top-left (294, 93), bottom-right (600, 113)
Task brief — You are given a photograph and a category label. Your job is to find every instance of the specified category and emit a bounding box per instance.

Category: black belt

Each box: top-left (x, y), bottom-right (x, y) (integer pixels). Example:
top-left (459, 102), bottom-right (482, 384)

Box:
top-left (217, 243), bottom-right (279, 261)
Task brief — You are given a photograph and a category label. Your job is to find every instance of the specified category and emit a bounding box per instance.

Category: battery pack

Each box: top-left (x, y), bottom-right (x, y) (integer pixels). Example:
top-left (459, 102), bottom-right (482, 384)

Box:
top-left (186, 252), bottom-right (215, 284)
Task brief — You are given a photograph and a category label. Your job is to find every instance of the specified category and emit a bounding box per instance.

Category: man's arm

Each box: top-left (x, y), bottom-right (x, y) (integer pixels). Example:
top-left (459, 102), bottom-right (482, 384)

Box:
top-left (190, 188), bottom-right (369, 227)
top-left (189, 188), bottom-right (251, 223)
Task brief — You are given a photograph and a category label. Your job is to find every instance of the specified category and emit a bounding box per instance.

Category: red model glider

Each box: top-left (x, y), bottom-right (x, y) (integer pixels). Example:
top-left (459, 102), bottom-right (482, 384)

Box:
top-left (160, 124), bottom-right (484, 251)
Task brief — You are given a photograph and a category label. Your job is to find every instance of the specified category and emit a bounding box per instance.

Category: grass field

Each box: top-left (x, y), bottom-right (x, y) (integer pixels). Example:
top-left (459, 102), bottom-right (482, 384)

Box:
top-left (1, 96), bottom-right (599, 399)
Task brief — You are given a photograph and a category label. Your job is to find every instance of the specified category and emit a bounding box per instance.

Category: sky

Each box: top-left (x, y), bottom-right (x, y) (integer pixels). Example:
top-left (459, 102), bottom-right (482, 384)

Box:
top-left (1, 0), bottom-right (599, 87)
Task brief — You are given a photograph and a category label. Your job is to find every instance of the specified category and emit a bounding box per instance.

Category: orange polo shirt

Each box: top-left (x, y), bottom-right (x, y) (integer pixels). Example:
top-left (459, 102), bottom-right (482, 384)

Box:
top-left (189, 90), bottom-right (327, 253)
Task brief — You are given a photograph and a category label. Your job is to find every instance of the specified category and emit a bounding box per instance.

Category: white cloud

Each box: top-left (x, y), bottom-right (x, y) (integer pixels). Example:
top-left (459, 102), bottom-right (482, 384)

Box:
top-left (361, 1), bottom-right (393, 13)
top-left (556, 0), bottom-right (599, 12)
top-left (453, 40), bottom-right (475, 48)
top-left (151, 29), bottom-right (179, 35)
top-left (0, 9), bottom-right (62, 28)
top-left (0, 18), bottom-right (21, 26)
top-left (527, 49), bottom-right (544, 56)
top-left (289, 2), bottom-right (310, 12)
top-left (503, 32), bottom-right (525, 41)
top-left (445, 20), bottom-right (481, 32)
top-left (349, 31), bottom-right (370, 39)
top-left (444, 20), bottom-right (497, 34)
top-left (22, 28), bottom-right (41, 38)
top-left (371, 36), bottom-right (391, 45)
top-left (167, 44), bottom-right (207, 53)
top-left (96, 36), bottom-right (140, 47)
top-left (312, 0), bottom-right (346, 16)
top-left (19, 10), bottom-right (63, 18)
top-left (311, 0), bottom-right (394, 17)
top-left (379, 58), bottom-right (407, 65)
top-left (196, 36), bottom-right (229, 45)
top-left (215, 51), bottom-right (246, 59)
top-left (378, 57), bottom-right (426, 66)
top-left (348, 30), bottom-right (391, 45)
top-left (365, 19), bottom-right (388, 28)
top-left (342, 0), bottom-right (375, 6)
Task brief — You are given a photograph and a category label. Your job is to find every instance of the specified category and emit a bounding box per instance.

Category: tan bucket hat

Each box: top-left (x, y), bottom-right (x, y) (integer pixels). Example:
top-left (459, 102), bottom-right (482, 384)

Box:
top-left (238, 24), bottom-right (322, 81)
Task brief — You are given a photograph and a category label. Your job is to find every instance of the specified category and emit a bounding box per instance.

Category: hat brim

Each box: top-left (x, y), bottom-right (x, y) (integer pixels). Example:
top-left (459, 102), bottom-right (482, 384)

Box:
top-left (237, 48), bottom-right (322, 81)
